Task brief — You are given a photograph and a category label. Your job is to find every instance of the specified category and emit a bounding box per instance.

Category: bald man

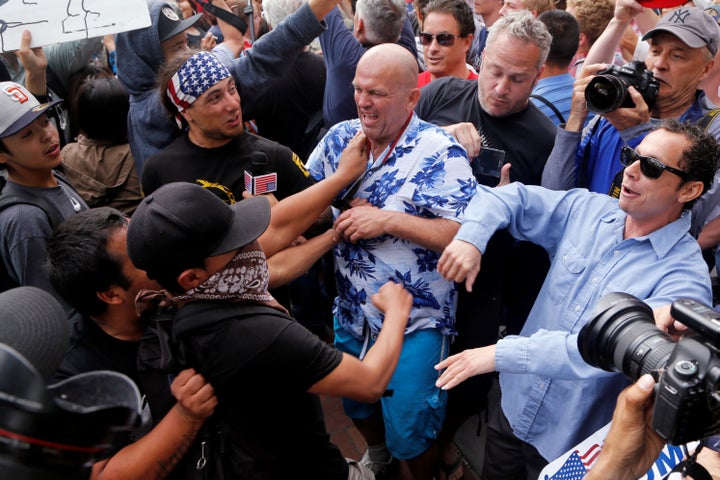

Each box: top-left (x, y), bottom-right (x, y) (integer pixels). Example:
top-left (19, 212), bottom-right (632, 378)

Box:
top-left (307, 43), bottom-right (477, 480)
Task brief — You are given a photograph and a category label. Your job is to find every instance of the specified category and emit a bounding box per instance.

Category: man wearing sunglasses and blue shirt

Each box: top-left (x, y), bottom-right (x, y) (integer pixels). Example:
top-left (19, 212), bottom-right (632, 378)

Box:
top-left (542, 4), bottom-right (720, 238)
top-left (434, 119), bottom-right (720, 479)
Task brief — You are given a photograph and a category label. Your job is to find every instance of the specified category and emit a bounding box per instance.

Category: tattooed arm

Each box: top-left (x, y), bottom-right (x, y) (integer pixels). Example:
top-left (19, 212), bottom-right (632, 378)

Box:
top-left (89, 369), bottom-right (217, 480)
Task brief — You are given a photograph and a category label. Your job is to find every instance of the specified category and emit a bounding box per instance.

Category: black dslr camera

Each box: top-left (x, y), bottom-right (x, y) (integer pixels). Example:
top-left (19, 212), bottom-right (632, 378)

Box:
top-left (578, 292), bottom-right (720, 445)
top-left (0, 344), bottom-right (141, 479)
top-left (584, 60), bottom-right (660, 114)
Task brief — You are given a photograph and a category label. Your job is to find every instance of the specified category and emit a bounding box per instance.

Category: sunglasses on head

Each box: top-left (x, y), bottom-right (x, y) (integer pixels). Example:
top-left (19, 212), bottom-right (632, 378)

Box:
top-left (619, 145), bottom-right (688, 181)
top-left (419, 32), bottom-right (459, 47)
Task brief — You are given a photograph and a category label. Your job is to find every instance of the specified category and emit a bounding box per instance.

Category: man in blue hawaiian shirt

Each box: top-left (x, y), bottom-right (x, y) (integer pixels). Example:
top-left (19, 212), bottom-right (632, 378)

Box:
top-left (306, 43), bottom-right (476, 480)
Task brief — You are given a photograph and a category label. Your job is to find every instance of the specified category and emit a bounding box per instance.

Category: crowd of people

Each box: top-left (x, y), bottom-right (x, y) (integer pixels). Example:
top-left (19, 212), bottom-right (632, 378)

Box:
top-left (3, 0), bottom-right (720, 479)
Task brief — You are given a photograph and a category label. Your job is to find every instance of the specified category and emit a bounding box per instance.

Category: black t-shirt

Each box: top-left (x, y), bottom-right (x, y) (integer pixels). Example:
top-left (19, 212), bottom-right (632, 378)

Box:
top-left (176, 302), bottom-right (347, 479)
top-left (141, 132), bottom-right (315, 202)
top-left (415, 76), bottom-right (556, 185)
top-left (53, 317), bottom-right (140, 383)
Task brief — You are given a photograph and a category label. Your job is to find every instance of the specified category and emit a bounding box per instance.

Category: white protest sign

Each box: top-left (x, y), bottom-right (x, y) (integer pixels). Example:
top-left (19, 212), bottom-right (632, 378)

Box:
top-left (539, 422), bottom-right (697, 480)
top-left (0, 0), bottom-right (151, 52)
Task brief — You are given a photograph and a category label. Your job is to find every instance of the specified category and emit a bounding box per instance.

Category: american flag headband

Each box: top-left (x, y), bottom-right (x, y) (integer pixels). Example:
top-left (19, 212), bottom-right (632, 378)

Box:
top-left (166, 51), bottom-right (232, 128)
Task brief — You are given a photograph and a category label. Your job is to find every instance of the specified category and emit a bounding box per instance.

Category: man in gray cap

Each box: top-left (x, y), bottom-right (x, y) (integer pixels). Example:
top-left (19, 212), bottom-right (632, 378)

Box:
top-left (0, 81), bottom-right (87, 324)
top-left (542, 2), bottom-right (720, 224)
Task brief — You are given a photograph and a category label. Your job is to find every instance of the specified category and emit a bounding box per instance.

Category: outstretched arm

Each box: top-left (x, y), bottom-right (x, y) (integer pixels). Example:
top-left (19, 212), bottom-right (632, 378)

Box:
top-left (266, 230), bottom-right (336, 288)
top-left (308, 281), bottom-right (412, 402)
top-left (257, 132), bottom-right (368, 257)
top-left (90, 369), bottom-right (217, 480)
top-left (583, 0), bottom-right (654, 67)
top-left (16, 30), bottom-right (47, 97)
top-left (434, 344), bottom-right (496, 390)
top-left (438, 240), bottom-right (483, 292)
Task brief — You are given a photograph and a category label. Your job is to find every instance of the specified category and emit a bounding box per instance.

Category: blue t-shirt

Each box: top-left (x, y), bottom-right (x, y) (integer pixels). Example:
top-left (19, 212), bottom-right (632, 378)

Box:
top-left (530, 73), bottom-right (575, 126)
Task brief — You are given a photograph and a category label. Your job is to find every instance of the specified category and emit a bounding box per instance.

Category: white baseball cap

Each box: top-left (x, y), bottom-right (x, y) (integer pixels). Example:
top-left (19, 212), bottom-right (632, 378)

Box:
top-left (0, 82), bottom-right (61, 139)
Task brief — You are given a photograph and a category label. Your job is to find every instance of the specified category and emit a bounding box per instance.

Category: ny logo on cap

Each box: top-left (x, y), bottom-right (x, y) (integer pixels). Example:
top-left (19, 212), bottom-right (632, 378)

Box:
top-left (161, 6), bottom-right (180, 21)
top-left (2, 85), bottom-right (29, 104)
top-left (669, 8), bottom-right (692, 24)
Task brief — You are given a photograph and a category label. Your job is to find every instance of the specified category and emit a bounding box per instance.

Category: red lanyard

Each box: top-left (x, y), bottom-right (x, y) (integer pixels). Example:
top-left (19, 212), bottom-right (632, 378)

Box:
top-left (370, 113), bottom-right (414, 168)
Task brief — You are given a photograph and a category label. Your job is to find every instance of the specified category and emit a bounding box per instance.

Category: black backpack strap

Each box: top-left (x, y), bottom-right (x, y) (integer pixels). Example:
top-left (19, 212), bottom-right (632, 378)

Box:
top-left (0, 175), bottom-right (65, 229)
top-left (530, 93), bottom-right (566, 124)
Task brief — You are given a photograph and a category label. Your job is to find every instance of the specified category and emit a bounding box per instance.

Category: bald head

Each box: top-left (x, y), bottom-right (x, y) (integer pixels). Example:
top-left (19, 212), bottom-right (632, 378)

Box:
top-left (352, 44), bottom-right (421, 155)
top-left (357, 44), bottom-right (419, 91)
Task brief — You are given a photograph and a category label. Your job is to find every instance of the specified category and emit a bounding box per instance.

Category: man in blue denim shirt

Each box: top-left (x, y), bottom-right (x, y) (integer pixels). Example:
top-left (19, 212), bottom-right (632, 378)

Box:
top-left (434, 119), bottom-right (719, 479)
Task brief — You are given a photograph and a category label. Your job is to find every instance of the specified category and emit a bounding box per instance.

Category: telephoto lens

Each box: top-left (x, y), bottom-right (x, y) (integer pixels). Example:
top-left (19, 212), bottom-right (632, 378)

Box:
top-left (578, 292), bottom-right (675, 380)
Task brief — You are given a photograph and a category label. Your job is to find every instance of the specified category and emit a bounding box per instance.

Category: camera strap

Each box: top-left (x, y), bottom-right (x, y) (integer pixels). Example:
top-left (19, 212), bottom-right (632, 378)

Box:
top-left (530, 94), bottom-right (566, 124)
top-left (577, 118), bottom-right (601, 189)
top-left (195, 0), bottom-right (248, 35)
top-left (662, 445), bottom-right (712, 480)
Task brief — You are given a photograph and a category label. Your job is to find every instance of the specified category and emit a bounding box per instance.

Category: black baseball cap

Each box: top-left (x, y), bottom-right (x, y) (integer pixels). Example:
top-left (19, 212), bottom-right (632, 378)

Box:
top-left (158, 4), bottom-right (203, 43)
top-left (127, 182), bottom-right (271, 280)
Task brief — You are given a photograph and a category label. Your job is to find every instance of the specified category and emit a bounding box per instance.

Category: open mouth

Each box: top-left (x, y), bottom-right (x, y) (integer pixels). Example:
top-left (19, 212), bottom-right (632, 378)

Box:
top-left (46, 144), bottom-right (60, 157)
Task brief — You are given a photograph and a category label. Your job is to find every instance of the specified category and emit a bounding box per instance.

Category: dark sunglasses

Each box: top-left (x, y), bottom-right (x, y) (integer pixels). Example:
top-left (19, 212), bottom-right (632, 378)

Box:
top-left (419, 32), bottom-right (459, 47)
top-left (619, 145), bottom-right (688, 181)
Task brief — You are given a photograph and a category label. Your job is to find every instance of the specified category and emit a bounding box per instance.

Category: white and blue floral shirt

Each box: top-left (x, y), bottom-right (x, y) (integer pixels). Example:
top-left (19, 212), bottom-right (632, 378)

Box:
top-left (307, 114), bottom-right (477, 340)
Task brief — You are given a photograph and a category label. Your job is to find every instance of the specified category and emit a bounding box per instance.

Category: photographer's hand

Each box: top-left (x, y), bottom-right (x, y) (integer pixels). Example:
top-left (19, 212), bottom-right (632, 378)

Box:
top-left (654, 304), bottom-right (689, 341)
top-left (603, 86), bottom-right (651, 132)
top-left (585, 374), bottom-right (665, 480)
top-left (566, 63), bottom-right (606, 132)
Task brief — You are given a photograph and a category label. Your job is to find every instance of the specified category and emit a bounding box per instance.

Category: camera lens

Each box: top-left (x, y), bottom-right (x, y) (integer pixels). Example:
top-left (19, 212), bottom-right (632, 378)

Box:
top-left (578, 292), bottom-right (676, 380)
top-left (585, 75), bottom-right (627, 114)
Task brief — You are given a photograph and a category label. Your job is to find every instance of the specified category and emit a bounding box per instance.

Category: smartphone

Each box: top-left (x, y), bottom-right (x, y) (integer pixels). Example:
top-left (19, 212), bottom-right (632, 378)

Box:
top-left (471, 147), bottom-right (505, 179)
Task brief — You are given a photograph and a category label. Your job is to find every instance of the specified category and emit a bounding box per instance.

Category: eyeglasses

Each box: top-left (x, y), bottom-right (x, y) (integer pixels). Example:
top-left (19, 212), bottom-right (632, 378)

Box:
top-left (419, 32), bottom-right (460, 47)
top-left (619, 145), bottom-right (688, 181)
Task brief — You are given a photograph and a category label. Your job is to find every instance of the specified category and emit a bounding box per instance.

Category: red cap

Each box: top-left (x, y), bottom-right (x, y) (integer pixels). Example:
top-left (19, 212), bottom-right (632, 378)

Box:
top-left (638, 0), bottom-right (689, 9)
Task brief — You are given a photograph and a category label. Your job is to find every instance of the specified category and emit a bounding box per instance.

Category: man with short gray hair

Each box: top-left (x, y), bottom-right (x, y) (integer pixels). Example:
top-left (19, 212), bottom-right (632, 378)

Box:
top-left (319, 0), bottom-right (417, 128)
top-left (415, 12), bottom-right (555, 477)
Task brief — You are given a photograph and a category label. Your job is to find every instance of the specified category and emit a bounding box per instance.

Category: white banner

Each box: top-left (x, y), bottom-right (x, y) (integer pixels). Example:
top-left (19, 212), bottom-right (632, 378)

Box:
top-left (540, 422), bottom-right (697, 480)
top-left (0, 0), bottom-right (151, 52)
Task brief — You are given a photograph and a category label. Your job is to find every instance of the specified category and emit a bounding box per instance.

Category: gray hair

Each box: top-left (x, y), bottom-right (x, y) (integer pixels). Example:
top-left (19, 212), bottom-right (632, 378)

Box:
top-left (486, 11), bottom-right (552, 70)
top-left (262, 0), bottom-right (306, 28)
top-left (355, 0), bottom-right (407, 45)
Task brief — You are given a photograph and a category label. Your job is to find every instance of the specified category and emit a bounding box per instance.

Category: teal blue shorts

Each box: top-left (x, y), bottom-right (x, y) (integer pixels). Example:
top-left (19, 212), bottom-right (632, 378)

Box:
top-left (334, 323), bottom-right (449, 459)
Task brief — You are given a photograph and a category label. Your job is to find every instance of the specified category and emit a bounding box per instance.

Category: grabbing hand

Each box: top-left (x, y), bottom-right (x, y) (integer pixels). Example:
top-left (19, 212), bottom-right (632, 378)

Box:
top-left (437, 240), bottom-right (482, 292)
top-left (171, 368), bottom-right (218, 424)
top-left (336, 131), bottom-right (369, 184)
top-left (201, 32), bottom-right (218, 51)
top-left (242, 190), bottom-right (279, 207)
top-left (444, 122), bottom-right (482, 159)
top-left (371, 281), bottom-right (413, 328)
top-left (334, 205), bottom-right (387, 243)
